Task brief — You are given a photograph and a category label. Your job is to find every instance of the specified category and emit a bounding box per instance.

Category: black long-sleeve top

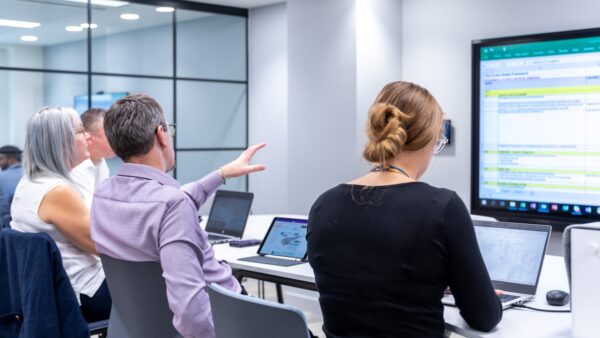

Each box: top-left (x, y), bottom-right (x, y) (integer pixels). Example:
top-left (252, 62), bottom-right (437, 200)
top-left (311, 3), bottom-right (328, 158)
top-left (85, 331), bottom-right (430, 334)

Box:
top-left (307, 182), bottom-right (502, 337)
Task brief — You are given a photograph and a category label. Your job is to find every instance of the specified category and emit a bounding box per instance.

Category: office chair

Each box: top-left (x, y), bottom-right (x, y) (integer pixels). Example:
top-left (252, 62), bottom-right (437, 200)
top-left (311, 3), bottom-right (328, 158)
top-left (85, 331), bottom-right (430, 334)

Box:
top-left (563, 222), bottom-right (600, 337)
top-left (208, 283), bottom-right (311, 338)
top-left (99, 255), bottom-right (181, 338)
top-left (0, 229), bottom-right (107, 337)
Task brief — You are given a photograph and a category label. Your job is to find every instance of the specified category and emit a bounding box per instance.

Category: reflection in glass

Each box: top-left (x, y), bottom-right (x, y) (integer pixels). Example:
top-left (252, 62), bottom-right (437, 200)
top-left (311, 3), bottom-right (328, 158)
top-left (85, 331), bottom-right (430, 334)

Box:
top-left (92, 2), bottom-right (173, 76)
top-left (0, 0), bottom-right (87, 71)
top-left (177, 81), bottom-right (246, 148)
top-left (176, 150), bottom-right (246, 190)
top-left (177, 10), bottom-right (246, 80)
top-left (92, 75), bottom-right (174, 123)
top-left (0, 71), bottom-right (87, 148)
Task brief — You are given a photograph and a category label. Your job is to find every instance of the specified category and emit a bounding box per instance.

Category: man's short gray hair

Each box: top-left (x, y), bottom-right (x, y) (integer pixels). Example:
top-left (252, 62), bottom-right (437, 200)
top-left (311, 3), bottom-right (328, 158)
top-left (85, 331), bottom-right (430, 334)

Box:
top-left (81, 108), bottom-right (107, 132)
top-left (104, 94), bottom-right (165, 161)
top-left (24, 106), bottom-right (80, 182)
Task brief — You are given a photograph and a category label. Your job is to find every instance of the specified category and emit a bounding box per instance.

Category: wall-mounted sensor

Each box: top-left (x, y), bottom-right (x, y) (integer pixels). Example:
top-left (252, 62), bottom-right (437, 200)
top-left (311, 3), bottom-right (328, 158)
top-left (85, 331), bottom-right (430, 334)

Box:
top-left (443, 119), bottom-right (452, 144)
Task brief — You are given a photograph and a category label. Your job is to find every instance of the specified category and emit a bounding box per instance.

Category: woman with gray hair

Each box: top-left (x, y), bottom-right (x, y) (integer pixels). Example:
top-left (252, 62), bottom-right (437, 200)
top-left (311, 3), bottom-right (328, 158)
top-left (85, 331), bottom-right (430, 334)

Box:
top-left (10, 106), bottom-right (111, 322)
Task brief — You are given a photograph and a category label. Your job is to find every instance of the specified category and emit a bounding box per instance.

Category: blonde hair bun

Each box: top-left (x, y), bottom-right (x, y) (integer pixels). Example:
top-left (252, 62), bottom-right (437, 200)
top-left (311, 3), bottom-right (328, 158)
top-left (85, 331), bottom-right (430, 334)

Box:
top-left (362, 81), bottom-right (444, 164)
top-left (363, 103), bottom-right (410, 164)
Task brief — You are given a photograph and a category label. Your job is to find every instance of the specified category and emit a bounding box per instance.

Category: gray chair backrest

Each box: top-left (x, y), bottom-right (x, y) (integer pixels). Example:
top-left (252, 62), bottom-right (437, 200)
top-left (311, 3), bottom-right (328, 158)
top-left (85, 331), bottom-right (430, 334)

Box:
top-left (562, 222), bottom-right (600, 286)
top-left (208, 283), bottom-right (311, 338)
top-left (100, 255), bottom-right (181, 338)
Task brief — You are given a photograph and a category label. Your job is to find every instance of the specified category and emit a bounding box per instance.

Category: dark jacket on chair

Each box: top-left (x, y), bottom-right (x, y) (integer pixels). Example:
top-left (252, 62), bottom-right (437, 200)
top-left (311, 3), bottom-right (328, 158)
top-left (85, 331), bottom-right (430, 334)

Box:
top-left (0, 229), bottom-right (89, 338)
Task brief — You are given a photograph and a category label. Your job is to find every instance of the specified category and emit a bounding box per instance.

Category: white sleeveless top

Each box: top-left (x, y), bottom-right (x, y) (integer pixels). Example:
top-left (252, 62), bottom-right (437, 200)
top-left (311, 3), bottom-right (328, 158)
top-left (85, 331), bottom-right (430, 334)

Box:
top-left (10, 174), bottom-right (105, 302)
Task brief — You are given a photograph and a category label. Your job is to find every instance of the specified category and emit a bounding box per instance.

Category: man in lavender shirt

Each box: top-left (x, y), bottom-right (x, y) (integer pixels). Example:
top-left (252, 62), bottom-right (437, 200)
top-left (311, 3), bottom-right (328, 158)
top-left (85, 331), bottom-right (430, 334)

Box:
top-left (90, 94), bottom-right (265, 338)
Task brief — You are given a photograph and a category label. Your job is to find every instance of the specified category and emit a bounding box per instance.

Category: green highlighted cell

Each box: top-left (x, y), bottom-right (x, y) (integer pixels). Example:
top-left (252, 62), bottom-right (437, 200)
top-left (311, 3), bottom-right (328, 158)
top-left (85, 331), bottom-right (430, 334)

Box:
top-left (484, 85), bottom-right (600, 97)
top-left (484, 167), bottom-right (600, 175)
top-left (484, 150), bottom-right (600, 156)
top-left (484, 181), bottom-right (600, 191)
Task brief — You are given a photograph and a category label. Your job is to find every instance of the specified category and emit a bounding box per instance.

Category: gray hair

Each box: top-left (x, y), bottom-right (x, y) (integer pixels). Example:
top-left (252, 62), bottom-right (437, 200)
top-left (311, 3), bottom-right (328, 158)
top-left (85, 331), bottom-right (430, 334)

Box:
top-left (104, 93), bottom-right (165, 161)
top-left (24, 106), bottom-right (80, 182)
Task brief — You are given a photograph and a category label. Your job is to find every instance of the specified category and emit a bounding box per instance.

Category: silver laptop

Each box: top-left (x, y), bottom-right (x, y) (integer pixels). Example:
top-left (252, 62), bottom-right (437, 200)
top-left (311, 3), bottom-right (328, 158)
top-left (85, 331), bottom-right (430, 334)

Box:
top-left (205, 190), bottom-right (253, 244)
top-left (443, 220), bottom-right (551, 309)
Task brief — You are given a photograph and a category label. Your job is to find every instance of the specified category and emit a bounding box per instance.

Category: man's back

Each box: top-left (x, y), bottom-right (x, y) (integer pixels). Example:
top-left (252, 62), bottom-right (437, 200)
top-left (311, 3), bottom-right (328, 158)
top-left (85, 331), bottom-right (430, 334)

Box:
top-left (91, 163), bottom-right (240, 338)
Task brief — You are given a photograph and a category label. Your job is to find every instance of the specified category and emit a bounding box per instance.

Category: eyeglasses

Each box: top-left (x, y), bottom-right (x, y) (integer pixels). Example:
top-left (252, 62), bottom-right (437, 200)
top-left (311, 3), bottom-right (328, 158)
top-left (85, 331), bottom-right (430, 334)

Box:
top-left (434, 135), bottom-right (448, 154)
top-left (160, 123), bottom-right (176, 137)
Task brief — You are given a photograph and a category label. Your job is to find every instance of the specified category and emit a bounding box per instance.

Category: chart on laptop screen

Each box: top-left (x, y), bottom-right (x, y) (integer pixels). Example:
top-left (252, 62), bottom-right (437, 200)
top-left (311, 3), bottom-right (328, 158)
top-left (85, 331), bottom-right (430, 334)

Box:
top-left (479, 37), bottom-right (600, 208)
top-left (474, 226), bottom-right (547, 285)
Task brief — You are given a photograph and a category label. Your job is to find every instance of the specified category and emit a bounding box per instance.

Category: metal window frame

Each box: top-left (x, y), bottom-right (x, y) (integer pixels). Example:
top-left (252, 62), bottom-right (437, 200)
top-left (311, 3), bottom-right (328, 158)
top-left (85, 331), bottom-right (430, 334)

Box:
top-left (0, 0), bottom-right (249, 190)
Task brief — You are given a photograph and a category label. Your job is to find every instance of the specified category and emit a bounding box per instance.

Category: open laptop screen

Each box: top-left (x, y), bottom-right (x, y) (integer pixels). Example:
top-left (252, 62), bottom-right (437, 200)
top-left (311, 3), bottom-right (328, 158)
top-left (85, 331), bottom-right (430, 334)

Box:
top-left (205, 190), bottom-right (253, 238)
top-left (473, 221), bottom-right (551, 293)
top-left (258, 217), bottom-right (308, 259)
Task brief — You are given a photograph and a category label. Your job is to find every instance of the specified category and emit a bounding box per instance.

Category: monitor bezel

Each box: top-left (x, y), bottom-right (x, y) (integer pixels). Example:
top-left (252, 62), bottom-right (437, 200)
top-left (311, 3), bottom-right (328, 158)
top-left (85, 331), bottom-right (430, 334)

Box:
top-left (471, 27), bottom-right (600, 227)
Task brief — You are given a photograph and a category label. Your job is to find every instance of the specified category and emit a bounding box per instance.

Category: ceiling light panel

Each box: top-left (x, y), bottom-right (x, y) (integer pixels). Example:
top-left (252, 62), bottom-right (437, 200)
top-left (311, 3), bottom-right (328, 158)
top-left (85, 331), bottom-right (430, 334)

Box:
top-left (62, 0), bottom-right (129, 7)
top-left (0, 19), bottom-right (41, 29)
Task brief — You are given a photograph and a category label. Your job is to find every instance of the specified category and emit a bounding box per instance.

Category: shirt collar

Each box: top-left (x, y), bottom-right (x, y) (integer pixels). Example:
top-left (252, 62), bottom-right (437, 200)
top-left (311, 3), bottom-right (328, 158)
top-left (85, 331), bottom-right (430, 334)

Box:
top-left (117, 163), bottom-right (180, 188)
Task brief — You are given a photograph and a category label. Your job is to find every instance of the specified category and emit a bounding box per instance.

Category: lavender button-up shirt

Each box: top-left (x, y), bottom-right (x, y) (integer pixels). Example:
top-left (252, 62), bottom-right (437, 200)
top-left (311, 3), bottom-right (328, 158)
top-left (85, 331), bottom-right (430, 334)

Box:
top-left (90, 163), bottom-right (241, 338)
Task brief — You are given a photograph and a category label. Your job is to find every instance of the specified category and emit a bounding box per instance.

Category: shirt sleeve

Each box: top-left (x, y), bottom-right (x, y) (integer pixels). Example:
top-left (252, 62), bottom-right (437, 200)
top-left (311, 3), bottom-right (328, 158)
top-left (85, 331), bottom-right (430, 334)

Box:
top-left (443, 192), bottom-right (503, 332)
top-left (181, 171), bottom-right (224, 210)
top-left (0, 182), bottom-right (8, 219)
top-left (158, 197), bottom-right (216, 338)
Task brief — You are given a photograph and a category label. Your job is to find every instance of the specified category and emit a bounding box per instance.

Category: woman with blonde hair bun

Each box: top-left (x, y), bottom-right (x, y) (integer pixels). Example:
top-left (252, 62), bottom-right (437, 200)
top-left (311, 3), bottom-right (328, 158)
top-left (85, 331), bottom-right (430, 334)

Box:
top-left (307, 81), bottom-right (502, 337)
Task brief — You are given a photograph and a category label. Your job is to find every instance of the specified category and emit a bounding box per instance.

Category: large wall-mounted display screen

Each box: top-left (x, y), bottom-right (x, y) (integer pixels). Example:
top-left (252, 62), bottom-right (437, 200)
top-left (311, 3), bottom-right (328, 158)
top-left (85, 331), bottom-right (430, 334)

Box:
top-left (472, 28), bottom-right (600, 225)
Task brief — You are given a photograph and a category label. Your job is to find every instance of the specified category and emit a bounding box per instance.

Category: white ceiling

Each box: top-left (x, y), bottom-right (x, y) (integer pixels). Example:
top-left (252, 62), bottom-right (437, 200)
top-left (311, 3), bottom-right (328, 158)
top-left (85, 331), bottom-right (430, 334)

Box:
top-left (187, 0), bottom-right (285, 9)
top-left (0, 0), bottom-right (211, 46)
top-left (0, 0), bottom-right (284, 47)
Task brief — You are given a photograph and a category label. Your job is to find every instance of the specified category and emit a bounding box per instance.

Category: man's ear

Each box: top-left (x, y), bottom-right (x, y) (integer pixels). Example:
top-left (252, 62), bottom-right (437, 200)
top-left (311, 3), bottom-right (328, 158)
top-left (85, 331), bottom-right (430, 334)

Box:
top-left (156, 125), bottom-right (168, 148)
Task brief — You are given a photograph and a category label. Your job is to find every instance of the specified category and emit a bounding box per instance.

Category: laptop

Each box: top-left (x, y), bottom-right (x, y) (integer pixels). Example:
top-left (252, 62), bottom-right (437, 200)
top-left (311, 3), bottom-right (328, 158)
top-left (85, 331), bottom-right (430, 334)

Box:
top-left (205, 190), bottom-right (254, 244)
top-left (239, 217), bottom-right (308, 267)
top-left (442, 220), bottom-right (551, 309)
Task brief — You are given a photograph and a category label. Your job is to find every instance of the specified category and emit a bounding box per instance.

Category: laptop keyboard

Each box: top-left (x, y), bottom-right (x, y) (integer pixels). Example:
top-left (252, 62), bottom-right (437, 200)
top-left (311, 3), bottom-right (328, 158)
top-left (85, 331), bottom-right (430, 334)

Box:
top-left (239, 255), bottom-right (306, 267)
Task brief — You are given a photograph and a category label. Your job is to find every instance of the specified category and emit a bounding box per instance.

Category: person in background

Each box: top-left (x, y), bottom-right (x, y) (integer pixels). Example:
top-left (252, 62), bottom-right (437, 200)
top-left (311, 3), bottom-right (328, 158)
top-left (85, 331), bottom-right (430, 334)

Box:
top-left (10, 107), bottom-right (111, 322)
top-left (71, 108), bottom-right (116, 207)
top-left (91, 94), bottom-right (265, 338)
top-left (0, 145), bottom-right (23, 227)
top-left (307, 81), bottom-right (502, 337)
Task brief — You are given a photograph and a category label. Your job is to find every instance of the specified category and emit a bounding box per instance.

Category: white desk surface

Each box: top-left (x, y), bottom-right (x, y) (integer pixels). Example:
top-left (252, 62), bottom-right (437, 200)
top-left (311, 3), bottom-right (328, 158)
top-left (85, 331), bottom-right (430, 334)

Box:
top-left (207, 215), bottom-right (573, 338)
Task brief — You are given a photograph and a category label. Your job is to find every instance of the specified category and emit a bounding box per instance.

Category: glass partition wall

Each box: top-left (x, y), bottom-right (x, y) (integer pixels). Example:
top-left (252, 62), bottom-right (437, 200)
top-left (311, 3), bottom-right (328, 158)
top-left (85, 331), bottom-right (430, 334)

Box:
top-left (0, 0), bottom-right (248, 190)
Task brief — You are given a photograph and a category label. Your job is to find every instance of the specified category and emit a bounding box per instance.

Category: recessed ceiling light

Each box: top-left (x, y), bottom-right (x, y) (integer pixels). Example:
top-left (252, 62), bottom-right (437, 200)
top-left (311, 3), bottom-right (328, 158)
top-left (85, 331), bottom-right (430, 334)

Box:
top-left (81, 23), bottom-right (98, 29)
top-left (62, 0), bottom-right (129, 7)
top-left (155, 7), bottom-right (174, 13)
top-left (65, 25), bottom-right (83, 32)
top-left (120, 13), bottom-right (139, 20)
top-left (0, 19), bottom-right (41, 29)
top-left (20, 35), bottom-right (38, 42)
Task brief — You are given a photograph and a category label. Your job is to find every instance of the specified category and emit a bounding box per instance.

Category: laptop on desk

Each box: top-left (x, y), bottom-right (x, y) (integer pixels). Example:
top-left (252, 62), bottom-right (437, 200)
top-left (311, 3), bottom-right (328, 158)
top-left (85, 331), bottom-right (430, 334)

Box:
top-left (205, 190), bottom-right (253, 244)
top-left (442, 220), bottom-right (551, 309)
top-left (239, 217), bottom-right (308, 267)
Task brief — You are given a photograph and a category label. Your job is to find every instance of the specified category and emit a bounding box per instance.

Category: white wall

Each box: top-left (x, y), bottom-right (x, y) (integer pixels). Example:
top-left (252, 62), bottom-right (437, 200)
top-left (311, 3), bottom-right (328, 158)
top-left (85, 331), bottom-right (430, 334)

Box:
top-left (248, 0), bottom-right (404, 214)
top-left (355, 0), bottom-right (403, 170)
top-left (287, 0), bottom-right (358, 215)
top-left (401, 0), bottom-right (600, 207)
top-left (248, 3), bottom-right (288, 213)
